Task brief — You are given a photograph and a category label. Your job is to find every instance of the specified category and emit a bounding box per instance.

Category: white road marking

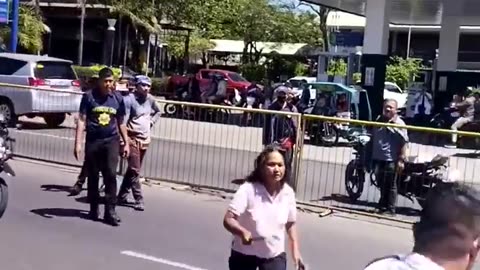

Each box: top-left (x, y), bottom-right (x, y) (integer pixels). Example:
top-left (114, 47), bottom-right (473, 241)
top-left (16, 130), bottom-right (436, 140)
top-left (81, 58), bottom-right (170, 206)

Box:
top-left (121, 250), bottom-right (209, 270)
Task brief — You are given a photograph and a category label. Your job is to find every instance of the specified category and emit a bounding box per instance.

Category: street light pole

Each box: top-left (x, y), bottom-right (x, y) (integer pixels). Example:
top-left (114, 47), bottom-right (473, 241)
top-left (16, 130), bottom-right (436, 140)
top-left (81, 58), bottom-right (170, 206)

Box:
top-left (106, 19), bottom-right (117, 67)
top-left (9, 0), bottom-right (19, 52)
top-left (406, 26), bottom-right (412, 59)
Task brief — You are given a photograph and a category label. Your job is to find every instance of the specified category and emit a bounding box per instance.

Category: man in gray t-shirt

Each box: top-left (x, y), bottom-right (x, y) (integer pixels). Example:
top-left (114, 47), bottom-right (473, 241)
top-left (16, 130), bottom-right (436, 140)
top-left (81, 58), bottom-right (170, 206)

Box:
top-left (371, 99), bottom-right (409, 216)
top-left (117, 75), bottom-right (161, 211)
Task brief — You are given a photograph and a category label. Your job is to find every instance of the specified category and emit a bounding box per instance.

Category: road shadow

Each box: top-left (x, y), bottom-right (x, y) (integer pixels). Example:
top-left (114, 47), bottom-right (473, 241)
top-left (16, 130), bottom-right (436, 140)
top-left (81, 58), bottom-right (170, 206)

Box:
top-left (16, 121), bottom-right (70, 131)
top-left (75, 195), bottom-right (106, 205)
top-left (452, 151), bottom-right (480, 159)
top-left (75, 195), bottom-right (136, 209)
top-left (30, 208), bottom-right (90, 220)
top-left (41, 184), bottom-right (75, 194)
top-left (317, 193), bottom-right (421, 217)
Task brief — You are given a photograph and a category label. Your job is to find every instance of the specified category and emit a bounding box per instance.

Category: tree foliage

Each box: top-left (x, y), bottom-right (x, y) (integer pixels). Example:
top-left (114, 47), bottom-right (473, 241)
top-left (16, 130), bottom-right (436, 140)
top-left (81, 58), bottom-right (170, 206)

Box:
top-left (327, 56), bottom-right (423, 88)
top-left (0, 6), bottom-right (46, 53)
top-left (385, 56), bottom-right (423, 89)
top-left (293, 0), bottom-right (331, 52)
top-left (160, 0), bottom-right (323, 65)
top-left (166, 31), bottom-right (215, 62)
top-left (327, 59), bottom-right (347, 76)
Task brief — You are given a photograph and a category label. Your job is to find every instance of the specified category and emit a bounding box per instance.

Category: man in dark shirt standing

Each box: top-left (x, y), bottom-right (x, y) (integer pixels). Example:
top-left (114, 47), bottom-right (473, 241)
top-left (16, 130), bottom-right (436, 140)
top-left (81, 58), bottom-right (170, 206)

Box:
top-left (74, 68), bottom-right (130, 226)
top-left (371, 99), bottom-right (408, 216)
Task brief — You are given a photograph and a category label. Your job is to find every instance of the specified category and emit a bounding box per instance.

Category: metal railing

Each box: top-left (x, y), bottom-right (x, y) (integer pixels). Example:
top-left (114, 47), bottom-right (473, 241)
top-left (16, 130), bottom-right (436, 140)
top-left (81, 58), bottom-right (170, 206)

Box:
top-left (3, 82), bottom-right (480, 222)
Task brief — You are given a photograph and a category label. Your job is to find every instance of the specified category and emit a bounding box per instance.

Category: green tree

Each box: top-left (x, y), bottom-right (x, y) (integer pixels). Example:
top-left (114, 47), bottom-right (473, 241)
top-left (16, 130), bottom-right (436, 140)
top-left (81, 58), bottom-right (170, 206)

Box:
top-left (385, 56), bottom-right (423, 89)
top-left (327, 59), bottom-right (347, 76)
top-left (281, 1), bottom-right (331, 51)
top-left (271, 5), bottom-right (322, 46)
top-left (0, 6), bottom-right (46, 53)
top-left (160, 0), bottom-right (240, 67)
top-left (166, 31), bottom-right (215, 65)
top-left (231, 0), bottom-right (275, 64)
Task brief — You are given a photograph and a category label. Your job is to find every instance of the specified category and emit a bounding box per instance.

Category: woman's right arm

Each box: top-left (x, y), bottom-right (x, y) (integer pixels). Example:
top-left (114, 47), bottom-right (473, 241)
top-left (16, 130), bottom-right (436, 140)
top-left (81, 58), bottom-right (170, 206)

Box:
top-left (223, 184), bottom-right (251, 243)
top-left (223, 211), bottom-right (249, 239)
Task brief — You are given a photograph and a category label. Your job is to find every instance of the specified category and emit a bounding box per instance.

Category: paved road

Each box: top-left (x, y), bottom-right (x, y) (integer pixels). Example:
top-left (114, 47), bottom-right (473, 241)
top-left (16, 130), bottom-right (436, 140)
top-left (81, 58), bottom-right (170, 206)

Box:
top-left (9, 115), bottom-right (480, 220)
top-left (3, 158), bottom-right (417, 270)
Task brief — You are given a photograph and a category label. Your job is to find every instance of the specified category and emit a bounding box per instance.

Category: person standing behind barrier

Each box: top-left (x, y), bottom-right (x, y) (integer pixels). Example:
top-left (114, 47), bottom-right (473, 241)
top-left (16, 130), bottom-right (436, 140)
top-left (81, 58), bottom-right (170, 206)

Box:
top-left (74, 67), bottom-right (130, 226)
top-left (223, 146), bottom-right (304, 270)
top-left (263, 86), bottom-right (298, 187)
top-left (117, 75), bottom-right (160, 211)
top-left (371, 99), bottom-right (408, 216)
top-left (447, 90), bottom-right (477, 148)
top-left (364, 182), bottom-right (480, 270)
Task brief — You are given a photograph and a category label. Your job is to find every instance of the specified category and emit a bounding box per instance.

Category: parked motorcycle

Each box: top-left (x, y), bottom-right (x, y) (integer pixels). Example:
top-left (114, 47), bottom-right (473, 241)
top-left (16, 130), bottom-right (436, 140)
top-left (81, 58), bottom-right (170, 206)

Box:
top-left (200, 89), bottom-right (241, 123)
top-left (164, 86), bottom-right (189, 117)
top-left (239, 89), bottom-right (264, 126)
top-left (345, 132), bottom-right (457, 208)
top-left (0, 113), bottom-right (16, 218)
top-left (302, 107), bottom-right (339, 146)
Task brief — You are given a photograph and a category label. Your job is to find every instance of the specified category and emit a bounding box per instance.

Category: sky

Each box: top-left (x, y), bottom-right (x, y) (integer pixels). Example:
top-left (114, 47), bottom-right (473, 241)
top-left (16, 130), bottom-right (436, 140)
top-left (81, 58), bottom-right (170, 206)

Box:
top-left (271, 0), bottom-right (312, 11)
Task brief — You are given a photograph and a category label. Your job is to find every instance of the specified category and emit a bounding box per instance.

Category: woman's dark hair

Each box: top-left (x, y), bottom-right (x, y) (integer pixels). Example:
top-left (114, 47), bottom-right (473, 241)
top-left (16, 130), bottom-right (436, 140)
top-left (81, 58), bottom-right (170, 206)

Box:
top-left (245, 145), bottom-right (290, 185)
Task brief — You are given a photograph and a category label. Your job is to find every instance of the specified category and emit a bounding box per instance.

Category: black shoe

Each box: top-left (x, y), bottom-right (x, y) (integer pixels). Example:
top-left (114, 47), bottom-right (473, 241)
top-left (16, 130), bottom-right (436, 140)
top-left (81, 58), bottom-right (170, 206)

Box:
top-left (69, 183), bottom-right (83, 196)
top-left (134, 202), bottom-right (145, 211)
top-left (104, 207), bottom-right (121, 226)
top-left (384, 209), bottom-right (396, 217)
top-left (377, 208), bottom-right (396, 217)
top-left (89, 205), bottom-right (100, 221)
top-left (117, 196), bottom-right (129, 205)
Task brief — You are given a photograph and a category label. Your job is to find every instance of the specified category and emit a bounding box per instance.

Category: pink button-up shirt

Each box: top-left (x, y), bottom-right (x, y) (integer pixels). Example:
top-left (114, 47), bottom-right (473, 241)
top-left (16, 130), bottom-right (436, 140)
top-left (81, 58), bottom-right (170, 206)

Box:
top-left (228, 182), bottom-right (297, 259)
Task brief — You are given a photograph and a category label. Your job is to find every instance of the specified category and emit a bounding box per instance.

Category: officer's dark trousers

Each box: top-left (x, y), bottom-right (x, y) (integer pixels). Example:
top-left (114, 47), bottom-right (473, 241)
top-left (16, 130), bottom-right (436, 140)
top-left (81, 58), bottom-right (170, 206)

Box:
top-left (375, 160), bottom-right (398, 213)
top-left (85, 137), bottom-right (119, 210)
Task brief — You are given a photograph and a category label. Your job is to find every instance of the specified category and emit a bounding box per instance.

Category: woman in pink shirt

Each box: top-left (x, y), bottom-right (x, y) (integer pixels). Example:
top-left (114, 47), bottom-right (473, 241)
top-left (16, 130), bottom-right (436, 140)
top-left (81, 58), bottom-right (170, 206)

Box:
top-left (223, 146), bottom-right (303, 270)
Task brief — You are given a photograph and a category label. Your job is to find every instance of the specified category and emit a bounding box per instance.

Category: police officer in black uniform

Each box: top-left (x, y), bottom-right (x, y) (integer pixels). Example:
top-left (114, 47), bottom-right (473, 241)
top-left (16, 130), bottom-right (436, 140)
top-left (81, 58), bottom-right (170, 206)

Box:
top-left (74, 68), bottom-right (130, 226)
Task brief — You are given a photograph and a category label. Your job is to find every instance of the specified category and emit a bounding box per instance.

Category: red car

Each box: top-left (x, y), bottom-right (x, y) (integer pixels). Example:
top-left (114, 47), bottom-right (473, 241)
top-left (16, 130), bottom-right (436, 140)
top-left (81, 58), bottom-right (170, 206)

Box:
top-left (168, 69), bottom-right (251, 97)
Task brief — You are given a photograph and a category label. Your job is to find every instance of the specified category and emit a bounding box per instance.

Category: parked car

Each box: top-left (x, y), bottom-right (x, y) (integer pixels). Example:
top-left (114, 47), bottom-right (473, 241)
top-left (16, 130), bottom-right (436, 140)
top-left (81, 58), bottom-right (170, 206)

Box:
top-left (0, 53), bottom-right (82, 127)
top-left (287, 76), bottom-right (316, 98)
top-left (384, 81), bottom-right (408, 108)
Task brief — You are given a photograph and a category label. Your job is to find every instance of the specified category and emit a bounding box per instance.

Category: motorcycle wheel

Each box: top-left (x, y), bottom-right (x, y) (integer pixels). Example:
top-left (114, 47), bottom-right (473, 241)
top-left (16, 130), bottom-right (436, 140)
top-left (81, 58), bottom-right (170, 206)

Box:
top-left (345, 160), bottom-right (365, 201)
top-left (0, 178), bottom-right (8, 218)
top-left (429, 119), bottom-right (446, 146)
top-left (164, 103), bottom-right (178, 116)
top-left (320, 124), bottom-right (339, 147)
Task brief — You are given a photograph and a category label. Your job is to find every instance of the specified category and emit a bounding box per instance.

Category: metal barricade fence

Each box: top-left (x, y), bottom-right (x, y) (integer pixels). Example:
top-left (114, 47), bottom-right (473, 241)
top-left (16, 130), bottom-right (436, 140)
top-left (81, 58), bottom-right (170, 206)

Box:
top-left (143, 99), bottom-right (302, 192)
top-left (3, 82), bottom-right (480, 222)
top-left (297, 114), bottom-right (480, 222)
top-left (0, 83), bottom-right (83, 168)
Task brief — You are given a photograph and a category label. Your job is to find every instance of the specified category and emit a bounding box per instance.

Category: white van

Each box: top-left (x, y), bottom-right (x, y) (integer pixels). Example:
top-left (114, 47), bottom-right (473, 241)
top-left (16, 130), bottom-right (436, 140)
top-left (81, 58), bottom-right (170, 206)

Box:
top-left (0, 53), bottom-right (82, 127)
